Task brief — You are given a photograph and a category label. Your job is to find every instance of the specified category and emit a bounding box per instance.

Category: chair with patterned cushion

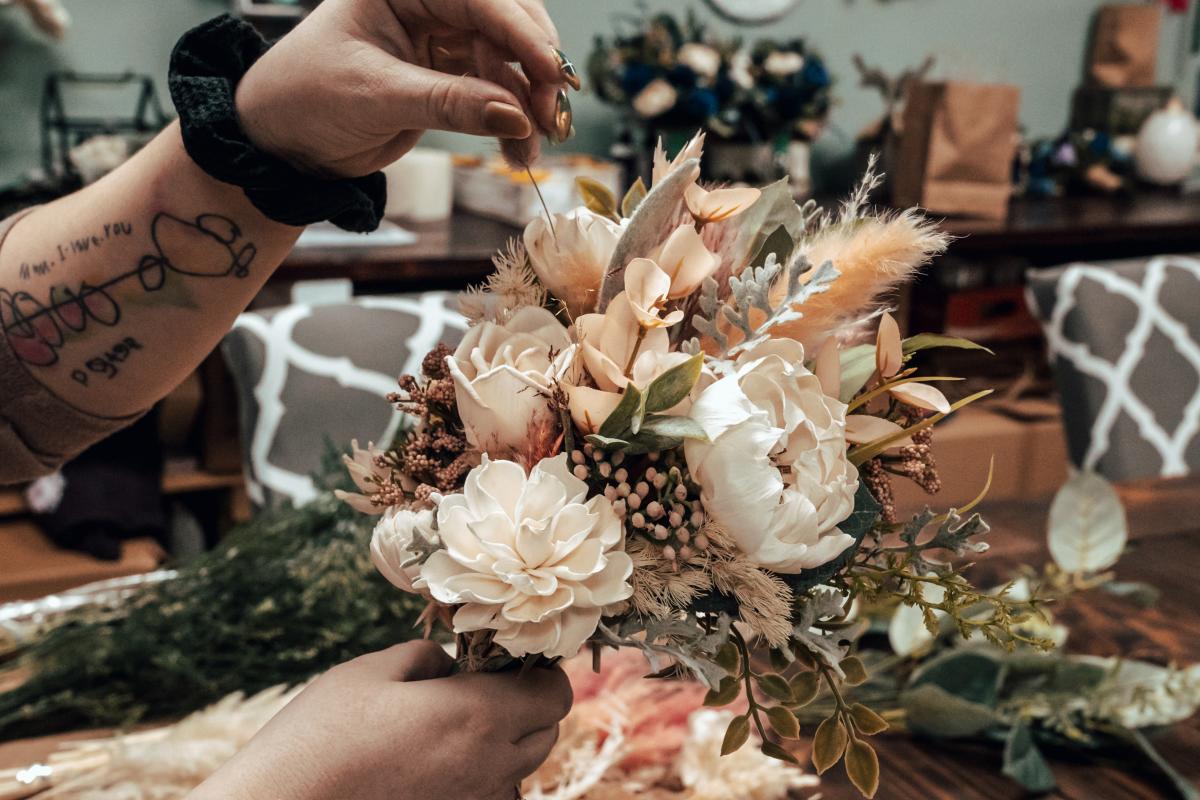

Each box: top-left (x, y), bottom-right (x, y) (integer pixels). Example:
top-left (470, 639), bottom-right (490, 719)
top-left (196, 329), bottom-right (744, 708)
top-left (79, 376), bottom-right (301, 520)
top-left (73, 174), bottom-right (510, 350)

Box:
top-left (1025, 255), bottom-right (1200, 482)
top-left (221, 293), bottom-right (467, 509)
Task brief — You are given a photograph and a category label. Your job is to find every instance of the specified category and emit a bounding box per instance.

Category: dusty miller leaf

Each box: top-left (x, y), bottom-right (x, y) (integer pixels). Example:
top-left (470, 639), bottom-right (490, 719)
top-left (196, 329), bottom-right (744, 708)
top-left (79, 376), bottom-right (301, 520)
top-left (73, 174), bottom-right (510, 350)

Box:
top-left (1047, 470), bottom-right (1127, 573)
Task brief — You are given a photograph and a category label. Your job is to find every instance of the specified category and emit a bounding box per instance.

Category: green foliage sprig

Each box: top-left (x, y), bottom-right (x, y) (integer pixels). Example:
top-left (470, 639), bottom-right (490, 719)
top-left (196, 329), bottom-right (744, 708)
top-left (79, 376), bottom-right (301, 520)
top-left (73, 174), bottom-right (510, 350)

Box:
top-left (0, 460), bottom-right (426, 741)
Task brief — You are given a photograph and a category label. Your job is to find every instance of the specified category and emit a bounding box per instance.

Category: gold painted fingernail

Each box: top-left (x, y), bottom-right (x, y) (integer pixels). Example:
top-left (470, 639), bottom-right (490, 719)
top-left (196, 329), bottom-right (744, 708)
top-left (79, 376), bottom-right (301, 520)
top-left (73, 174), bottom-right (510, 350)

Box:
top-left (552, 88), bottom-right (572, 144)
top-left (553, 48), bottom-right (582, 91)
top-left (484, 101), bottom-right (532, 139)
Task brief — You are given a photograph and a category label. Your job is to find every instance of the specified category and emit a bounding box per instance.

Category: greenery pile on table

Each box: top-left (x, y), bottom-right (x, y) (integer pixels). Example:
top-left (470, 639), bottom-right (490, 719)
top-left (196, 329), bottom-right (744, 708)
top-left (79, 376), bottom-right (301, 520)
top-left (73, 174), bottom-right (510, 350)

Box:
top-left (0, 454), bottom-right (426, 740)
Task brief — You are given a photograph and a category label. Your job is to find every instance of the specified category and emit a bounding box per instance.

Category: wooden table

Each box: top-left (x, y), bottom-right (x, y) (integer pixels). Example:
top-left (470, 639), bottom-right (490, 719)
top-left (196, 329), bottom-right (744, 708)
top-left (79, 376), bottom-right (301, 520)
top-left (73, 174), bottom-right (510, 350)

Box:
top-left (940, 190), bottom-right (1200, 265)
top-left (278, 213), bottom-right (518, 289)
top-left (815, 476), bottom-right (1200, 800)
top-left (0, 479), bottom-right (1194, 799)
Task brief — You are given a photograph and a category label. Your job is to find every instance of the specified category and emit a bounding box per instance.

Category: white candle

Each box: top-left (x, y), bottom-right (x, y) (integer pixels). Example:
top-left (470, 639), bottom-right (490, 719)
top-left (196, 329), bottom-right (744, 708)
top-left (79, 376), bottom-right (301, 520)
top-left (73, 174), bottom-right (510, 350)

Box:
top-left (383, 148), bottom-right (454, 221)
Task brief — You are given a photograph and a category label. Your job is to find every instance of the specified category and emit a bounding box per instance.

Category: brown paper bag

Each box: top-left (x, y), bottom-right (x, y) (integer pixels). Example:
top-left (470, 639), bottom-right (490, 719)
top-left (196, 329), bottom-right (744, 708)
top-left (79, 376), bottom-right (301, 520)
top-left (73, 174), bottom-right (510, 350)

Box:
top-left (1088, 4), bottom-right (1162, 88)
top-left (891, 81), bottom-right (1020, 221)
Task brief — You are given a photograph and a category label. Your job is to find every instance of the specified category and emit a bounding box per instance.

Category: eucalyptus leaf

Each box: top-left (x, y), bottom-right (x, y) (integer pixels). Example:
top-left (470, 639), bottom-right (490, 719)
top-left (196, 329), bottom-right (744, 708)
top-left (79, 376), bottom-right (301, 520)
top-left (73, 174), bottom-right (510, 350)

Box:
top-left (599, 384), bottom-right (644, 440)
top-left (902, 333), bottom-right (995, 356)
top-left (901, 683), bottom-right (1000, 738)
top-left (645, 352), bottom-right (704, 412)
top-left (721, 714), bottom-right (751, 755)
top-left (576, 176), bottom-right (618, 221)
top-left (585, 434), bottom-right (631, 451)
top-left (724, 178), bottom-right (806, 278)
top-left (1002, 721), bottom-right (1056, 793)
top-left (845, 738), bottom-right (881, 798)
top-left (639, 414), bottom-right (709, 442)
top-left (757, 672), bottom-right (795, 702)
top-left (621, 177), bottom-right (647, 217)
top-left (911, 649), bottom-right (1006, 707)
top-left (838, 344), bottom-right (877, 402)
top-left (1047, 470), bottom-right (1128, 574)
top-left (704, 676), bottom-right (742, 707)
top-left (766, 706), bottom-right (801, 739)
top-left (760, 740), bottom-right (801, 765)
top-left (811, 715), bottom-right (848, 774)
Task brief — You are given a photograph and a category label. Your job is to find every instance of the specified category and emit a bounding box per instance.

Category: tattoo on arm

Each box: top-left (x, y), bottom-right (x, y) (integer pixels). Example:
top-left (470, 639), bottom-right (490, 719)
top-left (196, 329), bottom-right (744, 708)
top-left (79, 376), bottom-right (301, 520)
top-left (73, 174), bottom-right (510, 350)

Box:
top-left (1, 212), bottom-right (256, 381)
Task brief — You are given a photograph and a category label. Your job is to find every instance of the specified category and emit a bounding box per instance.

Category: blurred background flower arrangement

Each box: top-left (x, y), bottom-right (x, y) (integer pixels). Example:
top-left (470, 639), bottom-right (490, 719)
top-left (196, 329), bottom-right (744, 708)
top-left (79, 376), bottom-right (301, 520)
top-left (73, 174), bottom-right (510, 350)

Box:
top-left (587, 8), bottom-right (832, 187)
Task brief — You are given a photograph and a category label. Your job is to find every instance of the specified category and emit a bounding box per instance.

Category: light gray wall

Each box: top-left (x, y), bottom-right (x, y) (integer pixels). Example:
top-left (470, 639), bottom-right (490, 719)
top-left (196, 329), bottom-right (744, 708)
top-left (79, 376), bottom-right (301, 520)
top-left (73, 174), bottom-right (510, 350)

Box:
top-left (0, 0), bottom-right (225, 185)
top-left (1, 0), bottom-right (1193, 186)
top-left (427, 0), bottom-right (1194, 188)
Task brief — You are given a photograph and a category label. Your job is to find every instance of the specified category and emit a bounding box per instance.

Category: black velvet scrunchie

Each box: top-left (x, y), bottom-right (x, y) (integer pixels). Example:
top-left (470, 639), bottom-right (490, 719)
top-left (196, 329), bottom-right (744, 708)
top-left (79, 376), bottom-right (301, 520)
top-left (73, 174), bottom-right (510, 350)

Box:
top-left (168, 14), bottom-right (385, 232)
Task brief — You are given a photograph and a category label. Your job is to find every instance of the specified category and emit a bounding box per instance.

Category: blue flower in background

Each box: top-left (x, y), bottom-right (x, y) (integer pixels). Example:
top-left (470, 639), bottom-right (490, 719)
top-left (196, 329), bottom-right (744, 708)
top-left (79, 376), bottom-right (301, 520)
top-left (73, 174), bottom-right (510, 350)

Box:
top-left (668, 64), bottom-right (698, 89)
top-left (620, 63), bottom-right (655, 96)
top-left (802, 58), bottom-right (830, 88)
top-left (684, 88), bottom-right (720, 120)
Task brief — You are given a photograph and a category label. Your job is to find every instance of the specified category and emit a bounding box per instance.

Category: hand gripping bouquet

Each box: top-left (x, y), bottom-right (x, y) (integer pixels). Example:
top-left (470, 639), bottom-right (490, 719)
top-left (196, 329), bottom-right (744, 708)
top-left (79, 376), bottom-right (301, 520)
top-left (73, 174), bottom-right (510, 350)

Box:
top-left (341, 135), bottom-right (1041, 798)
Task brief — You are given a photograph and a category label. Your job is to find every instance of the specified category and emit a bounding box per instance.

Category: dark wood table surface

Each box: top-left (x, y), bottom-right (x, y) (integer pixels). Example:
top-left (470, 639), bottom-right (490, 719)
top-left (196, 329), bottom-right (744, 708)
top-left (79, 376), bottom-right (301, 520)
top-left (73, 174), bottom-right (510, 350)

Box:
top-left (278, 213), bottom-right (518, 288)
top-left (0, 479), bottom-right (1194, 799)
top-left (814, 476), bottom-right (1200, 800)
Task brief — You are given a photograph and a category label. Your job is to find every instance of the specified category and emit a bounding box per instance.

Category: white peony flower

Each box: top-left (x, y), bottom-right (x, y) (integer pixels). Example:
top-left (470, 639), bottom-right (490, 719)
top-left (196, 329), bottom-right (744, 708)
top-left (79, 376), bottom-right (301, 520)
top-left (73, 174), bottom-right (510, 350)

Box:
top-left (446, 306), bottom-right (575, 456)
top-left (677, 43), bottom-right (722, 79)
top-left (632, 78), bottom-right (678, 118)
top-left (763, 51), bottom-right (805, 77)
top-left (371, 506), bottom-right (438, 594)
top-left (420, 455), bottom-right (633, 659)
top-left (524, 208), bottom-right (623, 318)
top-left (685, 339), bottom-right (859, 573)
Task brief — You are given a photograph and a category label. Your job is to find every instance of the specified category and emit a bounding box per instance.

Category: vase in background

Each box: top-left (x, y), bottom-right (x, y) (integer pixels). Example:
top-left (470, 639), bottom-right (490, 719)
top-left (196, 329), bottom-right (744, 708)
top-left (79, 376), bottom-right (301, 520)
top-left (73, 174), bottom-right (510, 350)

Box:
top-left (1134, 98), bottom-right (1199, 186)
top-left (703, 139), bottom-right (781, 185)
top-left (783, 139), bottom-right (812, 198)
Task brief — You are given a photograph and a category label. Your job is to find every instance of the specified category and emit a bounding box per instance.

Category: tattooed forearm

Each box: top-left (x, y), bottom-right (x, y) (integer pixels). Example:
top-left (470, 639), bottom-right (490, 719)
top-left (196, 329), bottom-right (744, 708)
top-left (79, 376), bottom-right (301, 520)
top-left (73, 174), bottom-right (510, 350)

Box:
top-left (71, 336), bottom-right (143, 385)
top-left (1, 212), bottom-right (256, 375)
top-left (17, 222), bottom-right (135, 280)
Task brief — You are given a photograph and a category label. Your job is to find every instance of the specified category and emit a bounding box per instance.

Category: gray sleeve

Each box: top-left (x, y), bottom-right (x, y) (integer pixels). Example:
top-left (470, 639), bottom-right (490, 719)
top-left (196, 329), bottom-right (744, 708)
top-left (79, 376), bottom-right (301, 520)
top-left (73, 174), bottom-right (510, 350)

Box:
top-left (0, 207), bottom-right (143, 485)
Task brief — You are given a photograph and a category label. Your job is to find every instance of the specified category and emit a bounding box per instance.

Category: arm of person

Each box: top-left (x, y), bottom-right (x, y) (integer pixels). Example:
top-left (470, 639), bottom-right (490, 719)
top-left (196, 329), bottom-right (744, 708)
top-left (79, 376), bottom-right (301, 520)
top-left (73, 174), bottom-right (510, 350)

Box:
top-left (0, 0), bottom-right (574, 482)
top-left (0, 122), bottom-right (301, 421)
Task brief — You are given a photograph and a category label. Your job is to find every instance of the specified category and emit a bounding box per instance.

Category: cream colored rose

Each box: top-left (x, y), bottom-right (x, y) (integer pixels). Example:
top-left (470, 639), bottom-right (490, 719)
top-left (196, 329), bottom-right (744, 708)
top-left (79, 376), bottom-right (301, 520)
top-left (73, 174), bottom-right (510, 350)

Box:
top-left (685, 339), bottom-right (859, 573)
top-left (524, 208), bottom-right (623, 318)
top-left (371, 506), bottom-right (438, 594)
top-left (420, 455), bottom-right (633, 659)
top-left (763, 51), bottom-right (804, 77)
top-left (677, 43), bottom-right (722, 79)
top-left (633, 78), bottom-right (678, 118)
top-left (446, 306), bottom-right (574, 456)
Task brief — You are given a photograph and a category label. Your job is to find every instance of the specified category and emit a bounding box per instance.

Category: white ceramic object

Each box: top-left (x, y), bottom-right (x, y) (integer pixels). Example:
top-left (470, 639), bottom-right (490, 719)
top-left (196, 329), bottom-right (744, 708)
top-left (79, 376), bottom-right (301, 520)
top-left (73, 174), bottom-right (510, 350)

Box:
top-left (1134, 99), bottom-right (1200, 186)
top-left (383, 148), bottom-right (454, 221)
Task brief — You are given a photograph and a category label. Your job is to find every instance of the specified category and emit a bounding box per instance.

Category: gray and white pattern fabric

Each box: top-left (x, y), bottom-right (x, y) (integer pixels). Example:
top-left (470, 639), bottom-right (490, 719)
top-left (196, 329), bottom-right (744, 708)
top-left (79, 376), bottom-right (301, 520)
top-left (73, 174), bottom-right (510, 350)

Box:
top-left (1026, 256), bottom-right (1200, 482)
top-left (221, 293), bottom-right (467, 509)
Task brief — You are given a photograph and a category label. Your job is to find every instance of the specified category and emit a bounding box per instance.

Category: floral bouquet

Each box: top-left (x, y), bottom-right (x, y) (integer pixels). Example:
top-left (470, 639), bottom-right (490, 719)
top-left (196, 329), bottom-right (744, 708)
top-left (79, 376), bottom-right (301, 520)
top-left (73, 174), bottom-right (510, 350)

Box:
top-left (341, 134), bottom-right (1034, 798)
top-left (587, 11), bottom-right (832, 142)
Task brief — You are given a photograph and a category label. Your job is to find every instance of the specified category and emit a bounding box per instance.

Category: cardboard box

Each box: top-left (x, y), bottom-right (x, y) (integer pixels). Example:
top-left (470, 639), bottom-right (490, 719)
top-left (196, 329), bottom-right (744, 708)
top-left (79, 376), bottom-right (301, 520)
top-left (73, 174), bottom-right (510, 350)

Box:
top-left (892, 403), bottom-right (1069, 516)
